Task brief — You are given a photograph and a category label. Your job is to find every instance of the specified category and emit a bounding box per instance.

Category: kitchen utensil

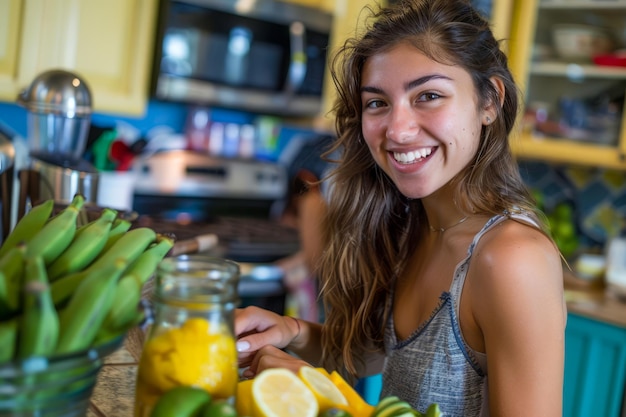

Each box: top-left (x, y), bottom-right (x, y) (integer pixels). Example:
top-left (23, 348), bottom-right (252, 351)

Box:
top-left (0, 131), bottom-right (15, 242)
top-left (29, 156), bottom-right (99, 204)
top-left (169, 233), bottom-right (219, 257)
top-left (16, 69), bottom-right (100, 210)
top-left (17, 69), bottom-right (92, 164)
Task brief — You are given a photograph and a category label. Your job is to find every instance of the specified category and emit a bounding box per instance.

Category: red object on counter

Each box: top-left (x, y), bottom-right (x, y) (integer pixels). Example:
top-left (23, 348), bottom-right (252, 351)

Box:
top-left (593, 53), bottom-right (626, 67)
top-left (109, 140), bottom-right (135, 171)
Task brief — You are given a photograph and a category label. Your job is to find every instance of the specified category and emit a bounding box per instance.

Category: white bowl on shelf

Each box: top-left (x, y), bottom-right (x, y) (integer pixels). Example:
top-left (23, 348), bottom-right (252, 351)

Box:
top-left (552, 24), bottom-right (614, 62)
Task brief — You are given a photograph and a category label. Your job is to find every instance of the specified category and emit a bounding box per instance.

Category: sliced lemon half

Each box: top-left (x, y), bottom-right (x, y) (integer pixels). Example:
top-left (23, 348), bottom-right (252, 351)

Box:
top-left (252, 368), bottom-right (318, 417)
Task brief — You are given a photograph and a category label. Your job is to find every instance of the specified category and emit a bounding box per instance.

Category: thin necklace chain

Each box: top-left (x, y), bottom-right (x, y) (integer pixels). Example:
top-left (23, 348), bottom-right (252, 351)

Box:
top-left (428, 215), bottom-right (469, 233)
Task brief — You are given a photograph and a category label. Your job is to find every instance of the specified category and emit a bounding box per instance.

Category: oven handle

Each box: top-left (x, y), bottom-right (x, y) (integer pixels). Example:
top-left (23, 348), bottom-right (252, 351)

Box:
top-left (284, 21), bottom-right (307, 98)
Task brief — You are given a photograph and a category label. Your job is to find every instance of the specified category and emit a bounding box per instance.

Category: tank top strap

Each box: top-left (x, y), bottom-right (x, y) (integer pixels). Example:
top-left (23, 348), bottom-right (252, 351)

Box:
top-left (449, 210), bottom-right (540, 300)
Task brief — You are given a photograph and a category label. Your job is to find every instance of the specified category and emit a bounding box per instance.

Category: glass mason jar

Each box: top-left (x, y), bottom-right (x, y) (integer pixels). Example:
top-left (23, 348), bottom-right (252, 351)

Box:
top-left (134, 255), bottom-right (240, 417)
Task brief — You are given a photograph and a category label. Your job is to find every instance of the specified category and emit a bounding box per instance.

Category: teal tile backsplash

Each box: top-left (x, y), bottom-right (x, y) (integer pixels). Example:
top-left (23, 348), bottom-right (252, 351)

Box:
top-left (519, 161), bottom-right (626, 251)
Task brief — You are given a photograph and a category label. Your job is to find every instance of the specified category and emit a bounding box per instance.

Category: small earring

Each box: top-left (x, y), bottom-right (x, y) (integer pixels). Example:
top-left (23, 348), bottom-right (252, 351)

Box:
top-left (485, 116), bottom-right (491, 124)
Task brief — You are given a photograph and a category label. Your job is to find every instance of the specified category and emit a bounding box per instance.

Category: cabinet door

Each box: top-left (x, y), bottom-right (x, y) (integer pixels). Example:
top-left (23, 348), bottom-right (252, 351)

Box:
top-left (0, 0), bottom-right (24, 100)
top-left (508, 0), bottom-right (626, 170)
top-left (564, 314), bottom-right (626, 417)
top-left (17, 0), bottom-right (157, 116)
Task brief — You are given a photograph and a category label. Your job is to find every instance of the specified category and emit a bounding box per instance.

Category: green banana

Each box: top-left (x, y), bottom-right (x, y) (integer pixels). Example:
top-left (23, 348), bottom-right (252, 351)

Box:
top-left (0, 317), bottom-right (18, 363)
top-left (0, 243), bottom-right (26, 317)
top-left (98, 218), bottom-right (132, 254)
top-left (50, 227), bottom-right (157, 307)
top-left (99, 235), bottom-right (173, 332)
top-left (98, 275), bottom-right (141, 335)
top-left (47, 208), bottom-right (118, 281)
top-left (17, 255), bottom-right (59, 358)
top-left (25, 194), bottom-right (85, 265)
top-left (93, 308), bottom-right (144, 346)
top-left (125, 234), bottom-right (174, 287)
top-left (0, 199), bottom-right (54, 259)
top-left (55, 259), bottom-right (128, 355)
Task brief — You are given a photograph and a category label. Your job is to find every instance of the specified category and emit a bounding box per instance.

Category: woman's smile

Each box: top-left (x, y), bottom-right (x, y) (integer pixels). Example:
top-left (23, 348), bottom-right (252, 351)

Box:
top-left (392, 146), bottom-right (436, 164)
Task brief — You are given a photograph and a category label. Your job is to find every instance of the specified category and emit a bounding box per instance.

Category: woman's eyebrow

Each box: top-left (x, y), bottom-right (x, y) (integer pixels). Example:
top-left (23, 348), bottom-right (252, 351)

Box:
top-left (405, 74), bottom-right (451, 91)
top-left (361, 74), bottom-right (453, 94)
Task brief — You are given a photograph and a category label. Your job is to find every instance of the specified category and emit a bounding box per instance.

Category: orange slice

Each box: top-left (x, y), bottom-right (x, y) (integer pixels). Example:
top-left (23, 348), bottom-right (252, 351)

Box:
top-left (329, 371), bottom-right (375, 417)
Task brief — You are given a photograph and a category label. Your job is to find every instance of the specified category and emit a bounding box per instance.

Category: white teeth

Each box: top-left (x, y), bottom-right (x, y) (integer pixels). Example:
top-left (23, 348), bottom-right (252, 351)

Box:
top-left (393, 148), bottom-right (433, 163)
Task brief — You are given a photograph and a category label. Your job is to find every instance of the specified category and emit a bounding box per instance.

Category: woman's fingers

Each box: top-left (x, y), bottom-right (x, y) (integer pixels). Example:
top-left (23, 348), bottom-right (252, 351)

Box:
top-left (235, 306), bottom-right (295, 354)
top-left (243, 345), bottom-right (309, 378)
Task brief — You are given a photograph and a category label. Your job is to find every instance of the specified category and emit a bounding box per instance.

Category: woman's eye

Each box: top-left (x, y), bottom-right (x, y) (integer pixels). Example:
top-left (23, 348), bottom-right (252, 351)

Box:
top-left (365, 99), bottom-right (386, 109)
top-left (418, 92), bottom-right (441, 102)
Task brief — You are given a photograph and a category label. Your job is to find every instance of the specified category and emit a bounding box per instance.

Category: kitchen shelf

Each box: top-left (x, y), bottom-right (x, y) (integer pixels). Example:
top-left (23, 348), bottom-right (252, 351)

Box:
top-left (531, 61), bottom-right (626, 79)
top-left (511, 131), bottom-right (626, 169)
top-left (508, 0), bottom-right (626, 169)
top-left (540, 0), bottom-right (626, 10)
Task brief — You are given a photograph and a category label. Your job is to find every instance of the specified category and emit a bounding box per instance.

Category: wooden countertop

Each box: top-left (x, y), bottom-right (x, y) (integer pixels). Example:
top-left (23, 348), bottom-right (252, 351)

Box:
top-left (88, 327), bottom-right (144, 416)
top-left (87, 274), bottom-right (626, 416)
top-left (564, 271), bottom-right (626, 328)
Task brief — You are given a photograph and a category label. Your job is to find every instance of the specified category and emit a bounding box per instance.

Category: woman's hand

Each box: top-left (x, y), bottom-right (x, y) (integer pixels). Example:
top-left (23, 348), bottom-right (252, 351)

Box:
top-left (235, 306), bottom-right (303, 376)
top-left (240, 345), bottom-right (311, 378)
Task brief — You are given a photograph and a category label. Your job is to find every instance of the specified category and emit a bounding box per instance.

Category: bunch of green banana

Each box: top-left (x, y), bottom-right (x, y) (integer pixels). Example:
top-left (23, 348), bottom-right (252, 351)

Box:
top-left (0, 195), bottom-right (174, 364)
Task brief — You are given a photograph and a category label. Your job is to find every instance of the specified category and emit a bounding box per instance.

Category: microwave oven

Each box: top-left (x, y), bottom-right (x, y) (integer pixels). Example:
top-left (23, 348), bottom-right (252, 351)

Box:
top-left (151, 0), bottom-right (333, 117)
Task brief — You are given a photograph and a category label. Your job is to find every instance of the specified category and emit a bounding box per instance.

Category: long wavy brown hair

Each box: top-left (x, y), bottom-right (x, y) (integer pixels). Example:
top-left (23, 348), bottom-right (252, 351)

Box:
top-left (318, 0), bottom-right (548, 378)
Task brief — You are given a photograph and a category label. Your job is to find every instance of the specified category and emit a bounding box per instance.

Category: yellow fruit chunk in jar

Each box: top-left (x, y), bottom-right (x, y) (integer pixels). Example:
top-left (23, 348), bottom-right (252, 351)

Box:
top-left (135, 317), bottom-right (237, 414)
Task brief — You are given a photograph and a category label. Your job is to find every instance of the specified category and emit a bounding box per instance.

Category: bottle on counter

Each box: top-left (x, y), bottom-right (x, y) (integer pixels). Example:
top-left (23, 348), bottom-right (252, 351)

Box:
top-left (134, 255), bottom-right (240, 417)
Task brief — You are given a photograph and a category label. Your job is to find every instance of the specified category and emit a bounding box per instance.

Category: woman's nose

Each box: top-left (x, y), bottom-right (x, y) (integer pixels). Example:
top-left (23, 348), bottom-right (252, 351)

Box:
top-left (386, 104), bottom-right (419, 142)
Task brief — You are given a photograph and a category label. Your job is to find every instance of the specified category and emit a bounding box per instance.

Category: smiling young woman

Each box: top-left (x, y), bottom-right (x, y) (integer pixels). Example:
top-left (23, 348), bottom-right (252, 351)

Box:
top-left (234, 1), bottom-right (566, 416)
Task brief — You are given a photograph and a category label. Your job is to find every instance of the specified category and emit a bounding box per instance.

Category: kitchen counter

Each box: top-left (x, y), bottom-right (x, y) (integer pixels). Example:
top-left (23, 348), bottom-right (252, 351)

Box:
top-left (563, 270), bottom-right (626, 328)
top-left (87, 327), bottom-right (144, 416)
top-left (87, 273), bottom-right (626, 417)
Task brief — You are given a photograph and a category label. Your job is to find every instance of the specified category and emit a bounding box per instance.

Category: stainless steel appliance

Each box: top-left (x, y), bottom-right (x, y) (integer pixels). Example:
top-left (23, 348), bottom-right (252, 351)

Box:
top-left (16, 69), bottom-right (99, 215)
top-left (152, 0), bottom-right (333, 116)
top-left (0, 128), bottom-right (15, 242)
top-left (131, 150), bottom-right (300, 314)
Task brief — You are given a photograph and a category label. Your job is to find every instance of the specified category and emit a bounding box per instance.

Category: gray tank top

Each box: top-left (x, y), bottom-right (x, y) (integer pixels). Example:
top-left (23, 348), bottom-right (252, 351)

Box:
top-left (381, 212), bottom-right (537, 416)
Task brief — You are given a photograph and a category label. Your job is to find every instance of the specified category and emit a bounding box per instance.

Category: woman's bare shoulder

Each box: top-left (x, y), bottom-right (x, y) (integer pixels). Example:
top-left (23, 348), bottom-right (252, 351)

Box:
top-left (468, 218), bottom-right (563, 305)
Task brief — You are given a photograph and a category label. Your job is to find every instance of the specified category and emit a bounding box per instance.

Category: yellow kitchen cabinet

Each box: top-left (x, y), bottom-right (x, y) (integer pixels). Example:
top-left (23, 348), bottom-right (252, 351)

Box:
top-left (0, 0), bottom-right (157, 117)
top-left (283, 0), bottom-right (335, 13)
top-left (508, 0), bottom-right (626, 170)
top-left (0, 0), bottom-right (23, 100)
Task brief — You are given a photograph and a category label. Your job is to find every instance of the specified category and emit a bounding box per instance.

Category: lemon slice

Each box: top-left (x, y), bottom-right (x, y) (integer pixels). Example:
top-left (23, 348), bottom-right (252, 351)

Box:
top-left (252, 368), bottom-right (318, 417)
top-left (298, 366), bottom-right (349, 412)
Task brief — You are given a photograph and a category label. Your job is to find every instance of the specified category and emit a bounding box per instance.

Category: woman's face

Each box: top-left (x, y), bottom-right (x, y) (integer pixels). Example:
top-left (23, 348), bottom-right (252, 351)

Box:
top-left (360, 42), bottom-right (488, 200)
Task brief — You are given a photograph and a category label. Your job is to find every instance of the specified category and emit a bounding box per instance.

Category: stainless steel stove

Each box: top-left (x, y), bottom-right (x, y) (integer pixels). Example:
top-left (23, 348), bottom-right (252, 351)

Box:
top-left (131, 150), bottom-right (300, 314)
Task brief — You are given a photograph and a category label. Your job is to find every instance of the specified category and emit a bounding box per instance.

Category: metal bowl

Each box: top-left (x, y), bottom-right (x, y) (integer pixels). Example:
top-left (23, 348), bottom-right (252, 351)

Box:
top-left (17, 69), bottom-right (92, 118)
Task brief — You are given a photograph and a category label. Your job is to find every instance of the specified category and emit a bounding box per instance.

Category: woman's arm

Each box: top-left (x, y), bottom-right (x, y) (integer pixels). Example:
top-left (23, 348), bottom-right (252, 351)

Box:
top-left (471, 222), bottom-right (566, 417)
